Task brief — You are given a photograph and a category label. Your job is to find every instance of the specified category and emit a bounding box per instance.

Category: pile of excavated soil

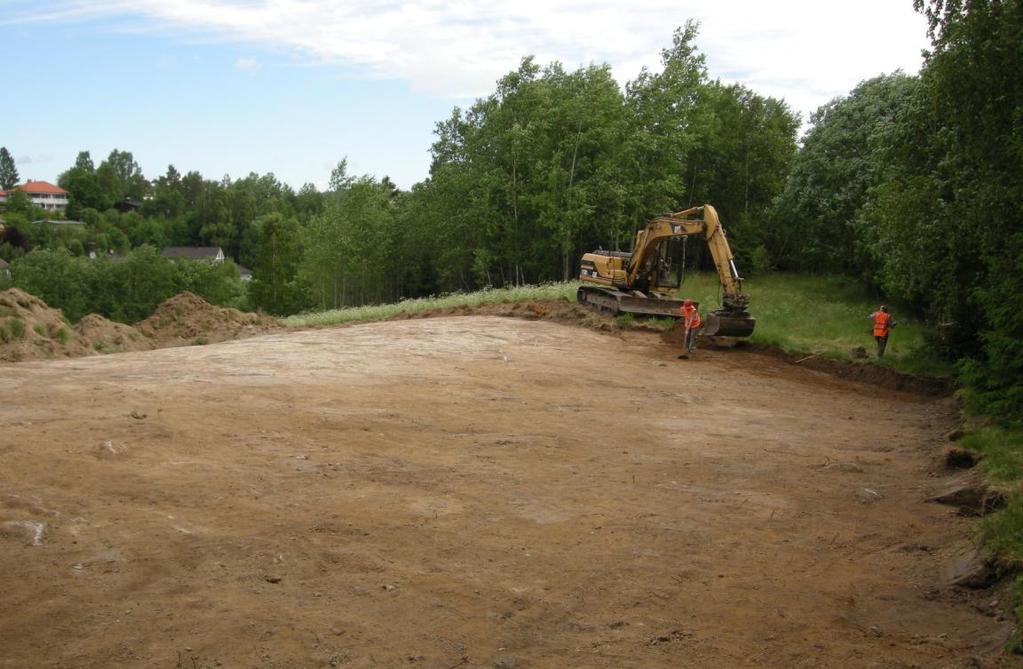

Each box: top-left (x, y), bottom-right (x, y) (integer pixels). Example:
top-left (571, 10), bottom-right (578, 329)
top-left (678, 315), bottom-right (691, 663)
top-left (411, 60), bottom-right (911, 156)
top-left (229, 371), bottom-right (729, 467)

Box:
top-left (0, 289), bottom-right (91, 362)
top-left (0, 289), bottom-right (281, 363)
top-left (138, 292), bottom-right (282, 345)
top-left (73, 314), bottom-right (153, 354)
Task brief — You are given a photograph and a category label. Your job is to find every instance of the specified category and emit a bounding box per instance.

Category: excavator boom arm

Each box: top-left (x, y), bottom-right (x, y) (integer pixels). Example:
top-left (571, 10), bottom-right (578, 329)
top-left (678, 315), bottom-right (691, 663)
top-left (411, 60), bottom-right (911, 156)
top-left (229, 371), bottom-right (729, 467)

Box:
top-left (626, 205), bottom-right (745, 305)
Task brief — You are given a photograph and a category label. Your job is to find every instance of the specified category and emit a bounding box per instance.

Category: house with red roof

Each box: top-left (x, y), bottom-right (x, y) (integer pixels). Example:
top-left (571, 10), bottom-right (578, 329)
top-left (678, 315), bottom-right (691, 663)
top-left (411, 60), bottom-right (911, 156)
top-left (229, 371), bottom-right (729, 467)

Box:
top-left (0, 180), bottom-right (70, 212)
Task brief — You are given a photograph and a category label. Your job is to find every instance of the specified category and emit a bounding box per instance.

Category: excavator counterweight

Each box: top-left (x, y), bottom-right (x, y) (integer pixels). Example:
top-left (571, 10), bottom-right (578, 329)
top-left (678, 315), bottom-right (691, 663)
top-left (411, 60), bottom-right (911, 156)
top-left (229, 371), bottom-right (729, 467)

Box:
top-left (577, 204), bottom-right (756, 337)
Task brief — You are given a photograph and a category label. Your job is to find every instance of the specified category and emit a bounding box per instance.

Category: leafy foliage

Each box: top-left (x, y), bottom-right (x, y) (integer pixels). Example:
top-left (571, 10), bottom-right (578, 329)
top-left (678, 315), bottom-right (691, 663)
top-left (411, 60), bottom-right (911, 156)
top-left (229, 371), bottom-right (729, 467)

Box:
top-left (0, 147), bottom-right (18, 190)
top-left (9, 247), bottom-right (242, 323)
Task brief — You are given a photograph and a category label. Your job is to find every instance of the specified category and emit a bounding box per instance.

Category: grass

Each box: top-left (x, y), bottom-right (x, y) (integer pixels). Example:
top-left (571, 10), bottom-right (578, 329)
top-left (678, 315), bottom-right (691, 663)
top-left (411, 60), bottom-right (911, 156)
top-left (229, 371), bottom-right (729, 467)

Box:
top-left (959, 424), bottom-right (1023, 651)
top-left (960, 427), bottom-right (1023, 484)
top-left (284, 283), bottom-right (577, 328)
top-left (0, 317), bottom-right (25, 342)
top-left (673, 272), bottom-right (952, 377)
top-left (284, 273), bottom-right (950, 377)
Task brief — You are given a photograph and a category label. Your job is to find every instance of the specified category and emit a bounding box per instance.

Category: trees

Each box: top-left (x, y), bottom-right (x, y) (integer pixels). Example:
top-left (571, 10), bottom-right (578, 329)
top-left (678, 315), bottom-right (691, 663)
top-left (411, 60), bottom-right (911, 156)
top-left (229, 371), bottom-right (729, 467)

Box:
top-left (0, 147), bottom-right (18, 190)
top-left (767, 73), bottom-right (918, 276)
top-left (905, 0), bottom-right (1023, 417)
top-left (299, 173), bottom-right (397, 308)
top-left (249, 213), bottom-right (308, 315)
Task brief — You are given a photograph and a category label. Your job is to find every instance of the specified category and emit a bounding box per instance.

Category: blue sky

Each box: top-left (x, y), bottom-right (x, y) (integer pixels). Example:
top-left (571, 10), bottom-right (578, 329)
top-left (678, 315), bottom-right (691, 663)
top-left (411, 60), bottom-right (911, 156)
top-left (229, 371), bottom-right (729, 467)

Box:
top-left (0, 1), bottom-right (930, 191)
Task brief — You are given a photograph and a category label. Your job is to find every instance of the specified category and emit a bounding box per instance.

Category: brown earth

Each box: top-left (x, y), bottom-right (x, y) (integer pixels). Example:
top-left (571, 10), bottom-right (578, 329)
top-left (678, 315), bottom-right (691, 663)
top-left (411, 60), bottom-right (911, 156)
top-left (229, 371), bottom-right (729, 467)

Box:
top-left (137, 291), bottom-right (282, 345)
top-left (74, 314), bottom-right (155, 354)
top-left (0, 316), bottom-right (1019, 669)
top-left (0, 288), bottom-right (91, 361)
top-left (0, 289), bottom-right (281, 363)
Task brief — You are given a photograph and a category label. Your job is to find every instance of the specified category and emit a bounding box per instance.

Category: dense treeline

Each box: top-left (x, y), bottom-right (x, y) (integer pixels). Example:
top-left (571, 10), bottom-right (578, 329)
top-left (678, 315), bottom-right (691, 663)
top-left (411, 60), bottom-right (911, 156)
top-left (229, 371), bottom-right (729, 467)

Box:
top-left (1, 3), bottom-right (1019, 417)
top-left (0, 22), bottom-right (799, 319)
top-left (770, 0), bottom-right (1022, 418)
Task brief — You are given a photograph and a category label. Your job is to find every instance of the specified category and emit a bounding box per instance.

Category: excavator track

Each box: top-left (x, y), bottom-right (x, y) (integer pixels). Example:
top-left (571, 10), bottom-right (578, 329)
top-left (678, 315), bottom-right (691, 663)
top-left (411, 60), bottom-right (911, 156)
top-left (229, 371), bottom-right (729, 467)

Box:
top-left (577, 286), bottom-right (756, 336)
top-left (577, 285), bottom-right (685, 318)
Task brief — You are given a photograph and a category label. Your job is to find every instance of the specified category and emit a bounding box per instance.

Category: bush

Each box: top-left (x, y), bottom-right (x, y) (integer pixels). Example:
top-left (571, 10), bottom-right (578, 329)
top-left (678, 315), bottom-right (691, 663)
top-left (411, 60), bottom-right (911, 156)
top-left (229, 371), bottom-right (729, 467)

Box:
top-left (9, 246), bottom-right (246, 324)
top-left (8, 317), bottom-right (24, 339)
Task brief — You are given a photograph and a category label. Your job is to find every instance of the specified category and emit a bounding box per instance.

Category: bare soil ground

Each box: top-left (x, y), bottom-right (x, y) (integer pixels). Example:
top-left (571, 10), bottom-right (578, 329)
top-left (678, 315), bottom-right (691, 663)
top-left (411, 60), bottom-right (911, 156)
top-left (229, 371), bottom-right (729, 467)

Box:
top-left (0, 316), bottom-right (1017, 668)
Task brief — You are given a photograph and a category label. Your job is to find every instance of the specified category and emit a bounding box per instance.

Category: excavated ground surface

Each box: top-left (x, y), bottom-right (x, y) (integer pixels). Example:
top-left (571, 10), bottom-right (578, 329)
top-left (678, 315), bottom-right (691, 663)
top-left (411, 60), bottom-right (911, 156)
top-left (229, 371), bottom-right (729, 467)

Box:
top-left (0, 316), bottom-right (1017, 668)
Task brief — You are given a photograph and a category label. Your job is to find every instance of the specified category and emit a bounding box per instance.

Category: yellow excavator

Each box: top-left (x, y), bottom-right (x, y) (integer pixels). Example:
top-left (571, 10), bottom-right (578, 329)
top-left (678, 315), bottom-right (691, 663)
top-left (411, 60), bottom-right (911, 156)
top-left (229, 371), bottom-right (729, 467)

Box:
top-left (577, 204), bottom-right (756, 337)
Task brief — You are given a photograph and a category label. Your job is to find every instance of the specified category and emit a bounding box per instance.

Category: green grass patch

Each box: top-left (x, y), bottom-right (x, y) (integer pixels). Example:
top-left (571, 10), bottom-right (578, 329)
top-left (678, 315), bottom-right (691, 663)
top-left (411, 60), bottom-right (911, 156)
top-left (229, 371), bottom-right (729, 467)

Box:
top-left (981, 496), bottom-right (1023, 570)
top-left (33, 323), bottom-right (47, 337)
top-left (615, 312), bottom-right (636, 328)
top-left (674, 272), bottom-right (953, 377)
top-left (284, 283), bottom-right (578, 328)
top-left (55, 328), bottom-right (69, 344)
top-left (7, 317), bottom-right (24, 340)
top-left (1008, 576), bottom-right (1023, 653)
top-left (963, 424), bottom-right (1023, 648)
top-left (960, 427), bottom-right (1023, 483)
top-left (0, 318), bottom-right (25, 343)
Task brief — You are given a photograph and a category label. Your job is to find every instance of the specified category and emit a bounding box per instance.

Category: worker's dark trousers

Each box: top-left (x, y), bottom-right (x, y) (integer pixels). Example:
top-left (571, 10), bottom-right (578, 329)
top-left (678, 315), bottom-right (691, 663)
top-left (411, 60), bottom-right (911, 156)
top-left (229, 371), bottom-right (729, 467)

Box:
top-left (875, 335), bottom-right (888, 358)
top-left (686, 328), bottom-right (698, 353)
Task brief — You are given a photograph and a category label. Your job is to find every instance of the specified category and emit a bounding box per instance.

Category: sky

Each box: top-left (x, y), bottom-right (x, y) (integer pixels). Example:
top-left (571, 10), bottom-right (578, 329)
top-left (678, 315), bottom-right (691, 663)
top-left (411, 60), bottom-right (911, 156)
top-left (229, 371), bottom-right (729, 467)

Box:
top-left (0, 0), bottom-right (931, 191)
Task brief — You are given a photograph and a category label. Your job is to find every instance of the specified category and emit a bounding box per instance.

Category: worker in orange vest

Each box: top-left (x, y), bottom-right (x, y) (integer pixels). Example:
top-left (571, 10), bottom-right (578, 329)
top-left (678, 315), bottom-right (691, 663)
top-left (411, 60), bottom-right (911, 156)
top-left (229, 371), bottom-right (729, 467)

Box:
top-left (679, 299), bottom-right (702, 358)
top-left (868, 305), bottom-right (897, 358)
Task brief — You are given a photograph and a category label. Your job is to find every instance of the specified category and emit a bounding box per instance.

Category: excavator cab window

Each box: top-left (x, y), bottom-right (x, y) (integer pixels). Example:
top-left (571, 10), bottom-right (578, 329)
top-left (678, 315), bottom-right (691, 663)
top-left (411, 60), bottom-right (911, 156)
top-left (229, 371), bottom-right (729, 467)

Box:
top-left (654, 236), bottom-right (686, 291)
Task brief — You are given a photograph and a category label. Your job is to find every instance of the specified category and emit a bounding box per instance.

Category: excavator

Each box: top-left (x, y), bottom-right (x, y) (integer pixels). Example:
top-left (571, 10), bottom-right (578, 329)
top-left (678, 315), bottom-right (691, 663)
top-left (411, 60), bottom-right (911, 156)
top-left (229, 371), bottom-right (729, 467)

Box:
top-left (576, 204), bottom-right (756, 337)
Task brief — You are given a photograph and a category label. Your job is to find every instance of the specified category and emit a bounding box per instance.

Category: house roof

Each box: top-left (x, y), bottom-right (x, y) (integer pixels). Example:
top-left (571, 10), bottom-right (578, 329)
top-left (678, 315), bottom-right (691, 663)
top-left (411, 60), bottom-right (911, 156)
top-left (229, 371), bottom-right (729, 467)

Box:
top-left (161, 246), bottom-right (224, 260)
top-left (0, 259), bottom-right (9, 269)
top-left (31, 219), bottom-right (85, 226)
top-left (9, 180), bottom-right (68, 195)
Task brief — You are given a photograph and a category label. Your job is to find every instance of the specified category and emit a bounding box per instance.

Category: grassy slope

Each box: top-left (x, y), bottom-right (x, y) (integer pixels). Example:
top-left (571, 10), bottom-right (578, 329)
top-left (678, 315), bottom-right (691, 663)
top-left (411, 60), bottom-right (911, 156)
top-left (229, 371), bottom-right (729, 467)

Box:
top-left (675, 272), bottom-right (951, 376)
top-left (284, 283), bottom-right (578, 327)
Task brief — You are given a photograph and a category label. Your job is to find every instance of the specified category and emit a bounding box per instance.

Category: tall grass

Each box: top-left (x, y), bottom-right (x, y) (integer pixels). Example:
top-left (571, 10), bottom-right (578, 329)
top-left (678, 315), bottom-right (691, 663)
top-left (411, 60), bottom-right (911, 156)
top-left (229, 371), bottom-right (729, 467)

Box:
top-left (674, 272), bottom-right (951, 376)
top-left (284, 283), bottom-right (578, 327)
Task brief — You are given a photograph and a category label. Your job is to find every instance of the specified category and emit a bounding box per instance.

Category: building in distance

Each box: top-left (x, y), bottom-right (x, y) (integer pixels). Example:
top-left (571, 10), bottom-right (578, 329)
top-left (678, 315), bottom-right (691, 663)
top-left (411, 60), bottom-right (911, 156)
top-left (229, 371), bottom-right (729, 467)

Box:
top-left (0, 180), bottom-right (70, 212)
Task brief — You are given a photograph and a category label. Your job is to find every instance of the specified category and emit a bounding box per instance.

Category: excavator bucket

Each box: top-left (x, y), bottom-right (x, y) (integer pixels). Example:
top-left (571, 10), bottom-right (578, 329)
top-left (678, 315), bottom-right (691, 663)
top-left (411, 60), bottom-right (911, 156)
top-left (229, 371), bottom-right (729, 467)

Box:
top-left (702, 310), bottom-right (756, 338)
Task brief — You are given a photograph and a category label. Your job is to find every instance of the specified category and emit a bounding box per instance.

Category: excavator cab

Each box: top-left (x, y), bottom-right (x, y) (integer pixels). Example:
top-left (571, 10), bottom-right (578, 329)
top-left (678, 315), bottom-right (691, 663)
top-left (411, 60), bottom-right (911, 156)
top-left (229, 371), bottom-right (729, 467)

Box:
top-left (653, 236), bottom-right (687, 294)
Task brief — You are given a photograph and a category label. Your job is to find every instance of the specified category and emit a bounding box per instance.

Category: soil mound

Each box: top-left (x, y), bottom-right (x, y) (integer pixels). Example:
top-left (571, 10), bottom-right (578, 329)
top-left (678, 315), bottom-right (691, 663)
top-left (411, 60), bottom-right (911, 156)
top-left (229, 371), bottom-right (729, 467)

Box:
top-left (74, 314), bottom-right (153, 354)
top-left (0, 289), bottom-right (91, 362)
top-left (138, 292), bottom-right (281, 345)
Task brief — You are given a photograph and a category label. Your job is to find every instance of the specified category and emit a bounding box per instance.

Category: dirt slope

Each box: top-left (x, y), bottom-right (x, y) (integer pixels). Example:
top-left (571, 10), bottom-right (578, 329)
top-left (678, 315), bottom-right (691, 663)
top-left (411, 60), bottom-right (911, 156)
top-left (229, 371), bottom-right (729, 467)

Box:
top-left (0, 288), bottom-right (91, 361)
top-left (0, 289), bottom-right (280, 363)
top-left (138, 291), bottom-right (281, 345)
top-left (0, 317), bottom-right (1016, 668)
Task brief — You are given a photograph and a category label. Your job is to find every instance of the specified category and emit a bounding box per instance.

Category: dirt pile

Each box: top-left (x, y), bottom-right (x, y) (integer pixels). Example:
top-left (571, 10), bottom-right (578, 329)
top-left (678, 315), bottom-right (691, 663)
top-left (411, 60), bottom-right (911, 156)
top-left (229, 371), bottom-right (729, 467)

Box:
top-left (1, 289), bottom-right (281, 363)
top-left (0, 289), bottom-right (91, 362)
top-left (73, 314), bottom-right (153, 354)
top-left (138, 292), bottom-right (281, 345)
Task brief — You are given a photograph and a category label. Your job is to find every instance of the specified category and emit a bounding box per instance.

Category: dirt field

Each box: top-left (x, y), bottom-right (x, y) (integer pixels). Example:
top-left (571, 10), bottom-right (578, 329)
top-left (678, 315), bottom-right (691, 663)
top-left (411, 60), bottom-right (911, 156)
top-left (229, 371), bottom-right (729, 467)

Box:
top-left (0, 316), bottom-right (1017, 668)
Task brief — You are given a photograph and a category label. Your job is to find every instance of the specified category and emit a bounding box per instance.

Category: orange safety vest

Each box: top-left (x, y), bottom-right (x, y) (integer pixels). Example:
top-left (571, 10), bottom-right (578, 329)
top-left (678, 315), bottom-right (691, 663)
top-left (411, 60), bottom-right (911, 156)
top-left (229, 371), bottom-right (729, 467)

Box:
top-left (682, 305), bottom-right (702, 329)
top-left (872, 311), bottom-right (891, 337)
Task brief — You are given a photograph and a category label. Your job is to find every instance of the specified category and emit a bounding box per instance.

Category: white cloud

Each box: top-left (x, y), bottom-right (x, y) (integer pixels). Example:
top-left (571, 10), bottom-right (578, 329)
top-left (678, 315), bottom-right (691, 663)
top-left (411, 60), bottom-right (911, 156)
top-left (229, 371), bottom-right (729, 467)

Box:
top-left (235, 56), bottom-right (259, 71)
top-left (13, 0), bottom-right (931, 118)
